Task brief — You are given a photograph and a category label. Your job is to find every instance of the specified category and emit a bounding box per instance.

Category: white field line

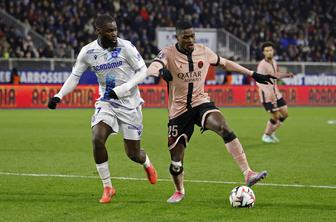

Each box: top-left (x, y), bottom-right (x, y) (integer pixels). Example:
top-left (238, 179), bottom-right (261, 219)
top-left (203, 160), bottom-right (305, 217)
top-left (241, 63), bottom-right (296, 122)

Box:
top-left (0, 171), bottom-right (335, 189)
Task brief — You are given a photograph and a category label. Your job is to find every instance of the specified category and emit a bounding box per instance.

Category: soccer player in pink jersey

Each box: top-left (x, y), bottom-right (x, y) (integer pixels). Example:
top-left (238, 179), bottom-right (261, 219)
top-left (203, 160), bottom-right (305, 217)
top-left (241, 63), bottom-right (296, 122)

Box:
top-left (257, 42), bottom-right (294, 143)
top-left (145, 20), bottom-right (278, 203)
top-left (112, 19), bottom-right (277, 203)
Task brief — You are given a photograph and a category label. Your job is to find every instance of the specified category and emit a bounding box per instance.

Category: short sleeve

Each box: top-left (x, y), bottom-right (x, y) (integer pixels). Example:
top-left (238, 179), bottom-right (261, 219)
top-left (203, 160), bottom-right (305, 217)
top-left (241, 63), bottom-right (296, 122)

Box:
top-left (153, 48), bottom-right (168, 68)
top-left (126, 43), bottom-right (146, 71)
top-left (257, 61), bottom-right (267, 74)
top-left (205, 46), bottom-right (220, 66)
top-left (72, 47), bottom-right (89, 77)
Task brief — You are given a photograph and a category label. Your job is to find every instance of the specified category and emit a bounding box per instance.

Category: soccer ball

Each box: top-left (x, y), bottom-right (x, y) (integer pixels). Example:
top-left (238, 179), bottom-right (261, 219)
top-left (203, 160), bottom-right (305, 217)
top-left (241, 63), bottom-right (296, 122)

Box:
top-left (229, 186), bottom-right (256, 208)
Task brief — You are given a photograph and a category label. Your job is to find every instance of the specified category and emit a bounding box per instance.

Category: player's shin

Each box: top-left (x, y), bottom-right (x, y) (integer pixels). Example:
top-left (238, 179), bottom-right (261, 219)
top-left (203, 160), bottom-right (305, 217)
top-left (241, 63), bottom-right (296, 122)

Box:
top-left (96, 161), bottom-right (112, 188)
top-left (223, 133), bottom-right (250, 172)
top-left (169, 161), bottom-right (185, 194)
top-left (264, 119), bottom-right (280, 135)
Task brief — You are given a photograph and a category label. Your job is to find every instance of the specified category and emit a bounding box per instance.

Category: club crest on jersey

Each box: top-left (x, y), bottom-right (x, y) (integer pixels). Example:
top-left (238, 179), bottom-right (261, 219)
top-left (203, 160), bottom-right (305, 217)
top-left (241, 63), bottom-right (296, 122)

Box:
top-left (106, 48), bottom-right (121, 61)
top-left (198, 61), bottom-right (203, 68)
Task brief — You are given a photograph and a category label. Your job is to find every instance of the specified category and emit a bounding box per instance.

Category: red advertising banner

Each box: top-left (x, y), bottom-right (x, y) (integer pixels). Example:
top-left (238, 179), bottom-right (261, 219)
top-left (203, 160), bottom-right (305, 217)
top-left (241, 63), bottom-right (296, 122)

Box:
top-left (0, 85), bottom-right (336, 108)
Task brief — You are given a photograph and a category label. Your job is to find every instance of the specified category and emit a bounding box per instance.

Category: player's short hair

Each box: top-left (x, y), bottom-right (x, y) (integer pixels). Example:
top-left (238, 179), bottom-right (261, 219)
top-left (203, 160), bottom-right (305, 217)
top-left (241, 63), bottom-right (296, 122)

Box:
top-left (176, 19), bottom-right (193, 33)
top-left (261, 41), bottom-right (275, 51)
top-left (95, 14), bottom-right (115, 29)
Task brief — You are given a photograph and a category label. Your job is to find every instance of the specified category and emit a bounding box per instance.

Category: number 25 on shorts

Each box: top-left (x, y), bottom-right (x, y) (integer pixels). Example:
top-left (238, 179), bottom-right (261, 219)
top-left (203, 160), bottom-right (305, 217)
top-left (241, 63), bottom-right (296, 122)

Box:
top-left (168, 125), bottom-right (178, 137)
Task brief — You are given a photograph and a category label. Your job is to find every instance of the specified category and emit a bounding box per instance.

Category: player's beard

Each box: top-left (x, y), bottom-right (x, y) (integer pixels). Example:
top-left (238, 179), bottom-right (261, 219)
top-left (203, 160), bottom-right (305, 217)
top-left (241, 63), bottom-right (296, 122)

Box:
top-left (99, 36), bottom-right (117, 49)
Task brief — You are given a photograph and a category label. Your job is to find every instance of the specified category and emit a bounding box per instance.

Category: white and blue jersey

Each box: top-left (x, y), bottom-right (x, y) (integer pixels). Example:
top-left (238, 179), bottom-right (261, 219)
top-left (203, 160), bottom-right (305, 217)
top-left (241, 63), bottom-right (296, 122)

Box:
top-left (72, 38), bottom-right (146, 109)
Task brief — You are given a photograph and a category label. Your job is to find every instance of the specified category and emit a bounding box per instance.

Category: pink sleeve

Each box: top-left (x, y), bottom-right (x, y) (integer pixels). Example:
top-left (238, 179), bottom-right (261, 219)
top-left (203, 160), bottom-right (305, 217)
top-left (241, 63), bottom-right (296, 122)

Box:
top-left (154, 48), bottom-right (168, 67)
top-left (205, 47), bottom-right (220, 65)
top-left (147, 61), bottom-right (162, 77)
top-left (257, 62), bottom-right (267, 74)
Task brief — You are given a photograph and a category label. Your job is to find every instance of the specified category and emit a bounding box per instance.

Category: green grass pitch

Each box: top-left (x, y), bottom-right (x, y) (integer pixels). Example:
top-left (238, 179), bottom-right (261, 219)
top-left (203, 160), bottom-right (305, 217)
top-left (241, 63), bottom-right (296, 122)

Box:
top-left (0, 107), bottom-right (335, 222)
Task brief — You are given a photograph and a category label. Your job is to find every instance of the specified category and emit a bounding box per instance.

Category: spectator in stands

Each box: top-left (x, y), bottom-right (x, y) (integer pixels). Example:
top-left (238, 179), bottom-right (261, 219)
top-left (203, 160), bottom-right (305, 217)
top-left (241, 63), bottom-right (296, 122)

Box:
top-left (10, 67), bottom-right (20, 84)
top-left (2, 0), bottom-right (335, 62)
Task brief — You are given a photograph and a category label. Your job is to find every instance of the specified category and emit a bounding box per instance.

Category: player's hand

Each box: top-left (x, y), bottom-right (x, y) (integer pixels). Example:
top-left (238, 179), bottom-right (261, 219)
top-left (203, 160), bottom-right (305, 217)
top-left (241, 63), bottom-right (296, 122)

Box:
top-left (109, 90), bottom-right (119, 99)
top-left (48, 97), bottom-right (61, 109)
top-left (159, 68), bottom-right (173, 81)
top-left (284, 72), bottom-right (294, 78)
top-left (252, 71), bottom-right (277, 84)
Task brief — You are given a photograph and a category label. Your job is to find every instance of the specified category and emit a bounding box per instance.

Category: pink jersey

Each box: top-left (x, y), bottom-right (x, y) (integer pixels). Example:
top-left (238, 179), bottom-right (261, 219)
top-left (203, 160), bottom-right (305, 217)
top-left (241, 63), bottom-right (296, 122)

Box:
top-left (257, 59), bottom-right (282, 103)
top-left (155, 44), bottom-right (219, 119)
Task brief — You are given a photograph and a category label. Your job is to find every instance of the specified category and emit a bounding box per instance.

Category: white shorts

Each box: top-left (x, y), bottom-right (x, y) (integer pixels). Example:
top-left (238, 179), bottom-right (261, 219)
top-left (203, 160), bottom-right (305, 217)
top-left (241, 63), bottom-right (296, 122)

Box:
top-left (91, 101), bottom-right (143, 140)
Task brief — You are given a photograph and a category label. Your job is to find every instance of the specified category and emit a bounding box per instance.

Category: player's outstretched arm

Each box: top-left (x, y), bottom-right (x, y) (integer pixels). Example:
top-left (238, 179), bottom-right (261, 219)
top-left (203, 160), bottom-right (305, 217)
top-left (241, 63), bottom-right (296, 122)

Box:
top-left (47, 74), bottom-right (80, 109)
top-left (111, 65), bottom-right (148, 99)
top-left (275, 71), bottom-right (294, 79)
top-left (219, 58), bottom-right (277, 85)
top-left (147, 60), bottom-right (172, 81)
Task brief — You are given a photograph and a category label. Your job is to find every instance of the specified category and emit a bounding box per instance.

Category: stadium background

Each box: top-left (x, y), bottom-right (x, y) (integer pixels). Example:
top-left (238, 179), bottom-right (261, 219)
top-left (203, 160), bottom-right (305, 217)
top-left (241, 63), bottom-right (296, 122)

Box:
top-left (0, 0), bottom-right (335, 108)
top-left (0, 1), bottom-right (335, 222)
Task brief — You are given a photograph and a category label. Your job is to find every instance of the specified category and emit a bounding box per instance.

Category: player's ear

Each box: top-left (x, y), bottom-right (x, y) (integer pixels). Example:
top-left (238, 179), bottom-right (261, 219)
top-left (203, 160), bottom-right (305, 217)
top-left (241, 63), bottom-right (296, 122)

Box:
top-left (95, 28), bottom-right (101, 35)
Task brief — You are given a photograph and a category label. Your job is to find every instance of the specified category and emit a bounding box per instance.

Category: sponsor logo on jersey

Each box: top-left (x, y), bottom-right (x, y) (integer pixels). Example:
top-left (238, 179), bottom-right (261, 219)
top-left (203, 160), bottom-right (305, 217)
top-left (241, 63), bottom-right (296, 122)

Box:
top-left (93, 61), bottom-right (122, 71)
top-left (177, 70), bottom-right (202, 82)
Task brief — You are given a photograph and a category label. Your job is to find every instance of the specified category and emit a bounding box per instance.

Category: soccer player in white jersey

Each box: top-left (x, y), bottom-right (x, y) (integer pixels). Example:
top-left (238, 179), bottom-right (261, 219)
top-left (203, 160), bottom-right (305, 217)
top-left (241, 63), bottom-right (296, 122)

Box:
top-left (47, 14), bottom-right (157, 204)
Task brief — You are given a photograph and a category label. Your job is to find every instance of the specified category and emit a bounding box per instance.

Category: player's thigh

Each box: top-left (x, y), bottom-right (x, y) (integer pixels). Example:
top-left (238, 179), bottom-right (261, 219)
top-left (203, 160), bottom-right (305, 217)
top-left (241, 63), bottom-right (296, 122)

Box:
top-left (91, 121), bottom-right (113, 145)
top-left (270, 110), bottom-right (281, 120)
top-left (204, 111), bottom-right (232, 135)
top-left (278, 105), bottom-right (288, 118)
top-left (169, 142), bottom-right (185, 162)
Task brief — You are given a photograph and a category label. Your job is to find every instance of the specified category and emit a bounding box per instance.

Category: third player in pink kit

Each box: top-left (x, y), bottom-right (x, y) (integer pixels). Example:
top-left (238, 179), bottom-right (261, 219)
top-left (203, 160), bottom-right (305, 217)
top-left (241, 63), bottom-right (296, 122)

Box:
top-left (257, 42), bottom-right (294, 143)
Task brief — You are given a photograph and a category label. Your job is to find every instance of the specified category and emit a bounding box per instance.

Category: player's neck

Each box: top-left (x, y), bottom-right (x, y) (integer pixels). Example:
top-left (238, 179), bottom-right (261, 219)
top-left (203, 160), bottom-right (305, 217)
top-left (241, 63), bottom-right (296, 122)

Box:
top-left (265, 57), bottom-right (273, 62)
top-left (98, 37), bottom-right (117, 50)
top-left (176, 43), bottom-right (193, 55)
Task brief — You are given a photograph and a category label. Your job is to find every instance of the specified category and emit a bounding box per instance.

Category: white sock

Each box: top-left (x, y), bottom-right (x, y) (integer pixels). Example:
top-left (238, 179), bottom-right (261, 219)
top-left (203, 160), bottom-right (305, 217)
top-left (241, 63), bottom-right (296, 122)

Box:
top-left (178, 187), bottom-right (185, 195)
top-left (143, 154), bottom-right (151, 168)
top-left (96, 161), bottom-right (112, 188)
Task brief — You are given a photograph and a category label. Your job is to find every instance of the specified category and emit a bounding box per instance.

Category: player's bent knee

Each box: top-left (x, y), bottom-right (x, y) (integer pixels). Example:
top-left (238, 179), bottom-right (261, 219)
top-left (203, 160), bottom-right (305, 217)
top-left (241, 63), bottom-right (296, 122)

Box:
top-left (223, 131), bottom-right (237, 144)
top-left (169, 161), bottom-right (183, 176)
top-left (279, 116), bottom-right (287, 122)
top-left (215, 124), bottom-right (231, 138)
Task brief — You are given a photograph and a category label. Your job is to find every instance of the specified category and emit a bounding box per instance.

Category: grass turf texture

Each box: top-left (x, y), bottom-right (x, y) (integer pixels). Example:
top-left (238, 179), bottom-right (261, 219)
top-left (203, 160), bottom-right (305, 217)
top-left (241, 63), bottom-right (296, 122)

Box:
top-left (0, 107), bottom-right (335, 222)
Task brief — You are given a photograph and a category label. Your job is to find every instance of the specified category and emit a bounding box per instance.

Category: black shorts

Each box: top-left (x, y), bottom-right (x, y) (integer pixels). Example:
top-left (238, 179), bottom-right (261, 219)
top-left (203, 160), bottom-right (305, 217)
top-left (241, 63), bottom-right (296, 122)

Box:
top-left (167, 102), bottom-right (220, 149)
top-left (263, 98), bottom-right (287, 112)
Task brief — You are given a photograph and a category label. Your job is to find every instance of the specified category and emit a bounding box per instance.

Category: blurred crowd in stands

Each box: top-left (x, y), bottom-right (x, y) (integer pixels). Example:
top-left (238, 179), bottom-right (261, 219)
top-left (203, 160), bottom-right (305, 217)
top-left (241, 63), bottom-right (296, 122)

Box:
top-left (0, 0), bottom-right (335, 62)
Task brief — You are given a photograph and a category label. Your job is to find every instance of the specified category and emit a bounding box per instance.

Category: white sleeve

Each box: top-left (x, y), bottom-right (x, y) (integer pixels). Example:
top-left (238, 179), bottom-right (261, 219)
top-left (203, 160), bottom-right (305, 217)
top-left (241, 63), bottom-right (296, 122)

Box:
top-left (55, 47), bottom-right (89, 99)
top-left (113, 65), bottom-right (148, 98)
top-left (126, 43), bottom-right (146, 70)
top-left (55, 74), bottom-right (80, 99)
